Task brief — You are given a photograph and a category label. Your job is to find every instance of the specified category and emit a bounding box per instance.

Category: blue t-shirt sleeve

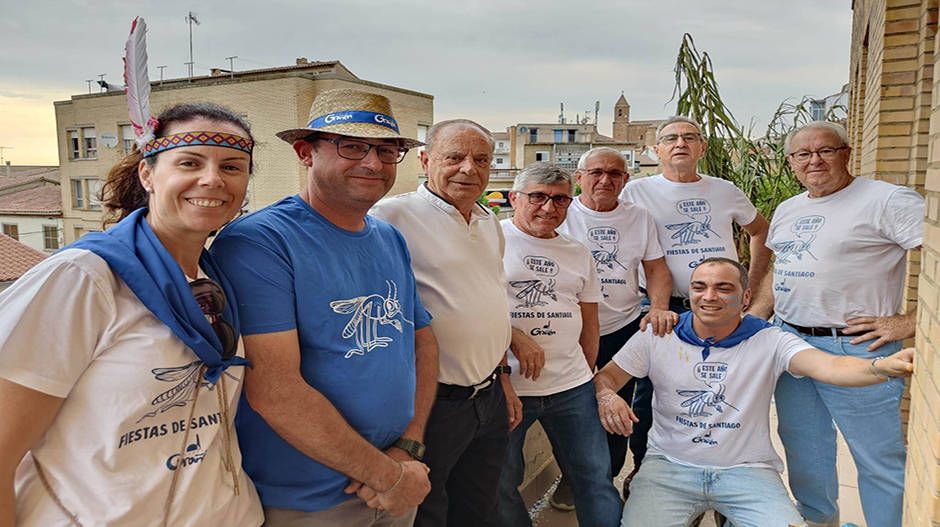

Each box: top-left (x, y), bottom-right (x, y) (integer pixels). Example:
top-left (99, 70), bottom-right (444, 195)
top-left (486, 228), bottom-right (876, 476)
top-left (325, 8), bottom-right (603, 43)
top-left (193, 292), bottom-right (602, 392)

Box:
top-left (210, 230), bottom-right (298, 336)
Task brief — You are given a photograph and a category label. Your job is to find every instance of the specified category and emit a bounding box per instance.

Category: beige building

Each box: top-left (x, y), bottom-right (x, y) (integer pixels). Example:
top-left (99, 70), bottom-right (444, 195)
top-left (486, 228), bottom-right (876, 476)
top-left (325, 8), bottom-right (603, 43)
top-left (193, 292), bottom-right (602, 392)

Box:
top-left (0, 167), bottom-right (62, 253)
top-left (54, 59), bottom-right (433, 244)
top-left (847, 0), bottom-right (940, 524)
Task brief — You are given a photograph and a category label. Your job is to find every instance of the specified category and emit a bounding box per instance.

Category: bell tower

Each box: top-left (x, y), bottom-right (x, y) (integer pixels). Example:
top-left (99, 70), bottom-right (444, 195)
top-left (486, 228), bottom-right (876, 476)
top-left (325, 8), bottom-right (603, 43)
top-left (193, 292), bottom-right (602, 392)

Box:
top-left (613, 92), bottom-right (630, 141)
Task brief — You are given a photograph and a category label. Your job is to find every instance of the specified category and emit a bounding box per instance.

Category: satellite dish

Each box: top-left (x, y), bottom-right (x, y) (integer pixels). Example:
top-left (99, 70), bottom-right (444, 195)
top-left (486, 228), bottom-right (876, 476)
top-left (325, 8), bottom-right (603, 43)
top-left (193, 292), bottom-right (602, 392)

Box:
top-left (519, 126), bottom-right (528, 134)
top-left (99, 132), bottom-right (119, 149)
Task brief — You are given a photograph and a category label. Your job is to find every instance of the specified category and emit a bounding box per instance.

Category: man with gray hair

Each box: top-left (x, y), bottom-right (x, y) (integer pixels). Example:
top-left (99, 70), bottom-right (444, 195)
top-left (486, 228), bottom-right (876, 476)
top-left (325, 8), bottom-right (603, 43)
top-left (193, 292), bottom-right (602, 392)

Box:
top-left (495, 162), bottom-right (622, 527)
top-left (554, 146), bottom-right (676, 505)
top-left (750, 120), bottom-right (924, 527)
top-left (371, 119), bottom-right (518, 527)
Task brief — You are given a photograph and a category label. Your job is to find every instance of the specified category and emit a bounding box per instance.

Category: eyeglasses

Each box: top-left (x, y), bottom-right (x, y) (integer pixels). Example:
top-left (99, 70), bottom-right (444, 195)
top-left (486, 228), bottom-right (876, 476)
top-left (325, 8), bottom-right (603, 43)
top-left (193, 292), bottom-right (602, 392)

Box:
top-left (658, 132), bottom-right (703, 145)
top-left (190, 278), bottom-right (238, 360)
top-left (316, 137), bottom-right (408, 164)
top-left (788, 146), bottom-right (847, 163)
top-left (584, 169), bottom-right (627, 181)
top-left (515, 191), bottom-right (573, 208)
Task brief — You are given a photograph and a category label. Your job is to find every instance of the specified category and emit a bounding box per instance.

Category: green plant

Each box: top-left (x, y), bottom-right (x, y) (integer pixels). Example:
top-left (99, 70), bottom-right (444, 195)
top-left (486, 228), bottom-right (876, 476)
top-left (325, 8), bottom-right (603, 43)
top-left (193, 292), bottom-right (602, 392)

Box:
top-left (669, 33), bottom-right (841, 266)
top-left (478, 193), bottom-right (501, 215)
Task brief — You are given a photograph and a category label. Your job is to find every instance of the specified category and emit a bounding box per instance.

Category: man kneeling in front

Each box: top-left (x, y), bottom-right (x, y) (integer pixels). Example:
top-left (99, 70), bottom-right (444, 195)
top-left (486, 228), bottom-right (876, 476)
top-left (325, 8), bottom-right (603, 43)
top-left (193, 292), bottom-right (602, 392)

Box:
top-left (594, 257), bottom-right (913, 527)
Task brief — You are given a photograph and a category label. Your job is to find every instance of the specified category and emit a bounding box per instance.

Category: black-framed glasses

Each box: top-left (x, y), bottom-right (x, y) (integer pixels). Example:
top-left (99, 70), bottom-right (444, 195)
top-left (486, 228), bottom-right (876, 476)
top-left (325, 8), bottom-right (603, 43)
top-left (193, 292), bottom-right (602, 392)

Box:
top-left (584, 169), bottom-right (627, 181)
top-left (190, 278), bottom-right (238, 360)
top-left (788, 146), bottom-right (847, 163)
top-left (515, 191), bottom-right (573, 208)
top-left (316, 137), bottom-right (408, 164)
top-left (658, 132), bottom-right (703, 145)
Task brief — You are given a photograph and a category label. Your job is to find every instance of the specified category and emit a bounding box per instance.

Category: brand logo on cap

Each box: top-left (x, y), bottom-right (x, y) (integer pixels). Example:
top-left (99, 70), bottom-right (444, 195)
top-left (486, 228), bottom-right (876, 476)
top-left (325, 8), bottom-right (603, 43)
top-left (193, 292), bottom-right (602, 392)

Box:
top-left (324, 113), bottom-right (354, 124)
top-left (374, 114), bottom-right (395, 127)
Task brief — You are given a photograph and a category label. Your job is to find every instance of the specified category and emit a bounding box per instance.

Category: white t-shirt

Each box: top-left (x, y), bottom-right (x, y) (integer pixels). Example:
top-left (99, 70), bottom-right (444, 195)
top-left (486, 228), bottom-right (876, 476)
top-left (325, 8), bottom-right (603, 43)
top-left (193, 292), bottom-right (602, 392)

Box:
top-left (371, 184), bottom-right (513, 386)
top-left (557, 197), bottom-right (664, 335)
top-left (501, 220), bottom-right (604, 397)
top-left (0, 249), bottom-right (262, 527)
top-left (613, 325), bottom-right (812, 471)
top-left (620, 174), bottom-right (758, 297)
top-left (767, 177), bottom-right (924, 327)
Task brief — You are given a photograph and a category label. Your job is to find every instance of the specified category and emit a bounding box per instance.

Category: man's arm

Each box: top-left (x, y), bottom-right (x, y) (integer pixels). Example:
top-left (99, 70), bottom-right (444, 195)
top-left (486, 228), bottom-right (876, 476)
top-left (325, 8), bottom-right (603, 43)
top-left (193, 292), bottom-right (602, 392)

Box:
top-left (788, 347), bottom-right (914, 387)
top-left (579, 302), bottom-right (600, 370)
top-left (242, 330), bottom-right (429, 515)
top-left (388, 326), bottom-right (439, 460)
top-left (741, 213), bottom-right (772, 296)
top-left (748, 263), bottom-right (775, 320)
top-left (500, 353), bottom-right (523, 432)
top-left (593, 360), bottom-right (638, 436)
top-left (843, 309), bottom-right (917, 352)
top-left (509, 327), bottom-right (545, 381)
top-left (639, 257), bottom-right (679, 336)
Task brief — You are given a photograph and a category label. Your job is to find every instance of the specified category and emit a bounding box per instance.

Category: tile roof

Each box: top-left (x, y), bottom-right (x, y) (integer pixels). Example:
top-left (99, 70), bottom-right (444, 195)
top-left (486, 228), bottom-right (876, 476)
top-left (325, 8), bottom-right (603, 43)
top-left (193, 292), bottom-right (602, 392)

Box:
top-left (0, 186), bottom-right (62, 214)
top-left (0, 234), bottom-right (47, 282)
top-left (0, 168), bottom-right (60, 193)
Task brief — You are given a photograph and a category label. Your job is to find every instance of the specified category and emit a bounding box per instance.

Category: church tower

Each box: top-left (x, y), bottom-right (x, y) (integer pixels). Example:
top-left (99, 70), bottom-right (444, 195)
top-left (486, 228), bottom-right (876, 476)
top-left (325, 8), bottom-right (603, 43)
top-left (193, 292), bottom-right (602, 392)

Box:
top-left (612, 92), bottom-right (630, 141)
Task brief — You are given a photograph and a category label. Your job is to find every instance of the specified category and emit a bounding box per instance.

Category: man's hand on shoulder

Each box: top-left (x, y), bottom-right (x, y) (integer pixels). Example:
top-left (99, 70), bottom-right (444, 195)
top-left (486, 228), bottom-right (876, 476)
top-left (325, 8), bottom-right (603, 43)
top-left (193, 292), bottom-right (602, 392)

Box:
top-left (844, 311), bottom-right (916, 351)
top-left (640, 308), bottom-right (679, 337)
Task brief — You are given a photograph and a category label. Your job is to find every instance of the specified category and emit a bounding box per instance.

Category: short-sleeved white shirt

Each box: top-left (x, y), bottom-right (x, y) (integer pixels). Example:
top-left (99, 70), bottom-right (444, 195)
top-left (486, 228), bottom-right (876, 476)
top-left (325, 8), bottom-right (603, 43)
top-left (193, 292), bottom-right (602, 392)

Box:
top-left (612, 325), bottom-right (812, 471)
top-left (557, 197), bottom-right (664, 334)
top-left (501, 220), bottom-right (604, 397)
top-left (371, 184), bottom-right (512, 386)
top-left (620, 174), bottom-right (758, 298)
top-left (767, 177), bottom-right (924, 327)
top-left (0, 249), bottom-right (262, 527)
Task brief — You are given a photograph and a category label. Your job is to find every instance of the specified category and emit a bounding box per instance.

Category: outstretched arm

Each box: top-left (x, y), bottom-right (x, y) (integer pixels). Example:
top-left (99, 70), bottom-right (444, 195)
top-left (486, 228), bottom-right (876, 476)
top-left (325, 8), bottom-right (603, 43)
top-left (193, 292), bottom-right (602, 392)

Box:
top-left (788, 347), bottom-right (914, 387)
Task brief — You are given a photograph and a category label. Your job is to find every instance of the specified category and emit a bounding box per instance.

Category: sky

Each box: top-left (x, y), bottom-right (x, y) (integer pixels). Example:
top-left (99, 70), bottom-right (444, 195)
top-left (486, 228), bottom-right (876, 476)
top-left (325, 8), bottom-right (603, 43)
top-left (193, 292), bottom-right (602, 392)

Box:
top-left (0, 0), bottom-right (852, 166)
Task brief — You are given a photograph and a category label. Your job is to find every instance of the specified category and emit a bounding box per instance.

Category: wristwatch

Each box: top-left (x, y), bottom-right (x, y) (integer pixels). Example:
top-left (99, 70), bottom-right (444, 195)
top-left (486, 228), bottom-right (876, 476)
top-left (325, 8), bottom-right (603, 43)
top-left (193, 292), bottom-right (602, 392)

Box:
top-left (496, 365), bottom-right (512, 375)
top-left (392, 438), bottom-right (426, 461)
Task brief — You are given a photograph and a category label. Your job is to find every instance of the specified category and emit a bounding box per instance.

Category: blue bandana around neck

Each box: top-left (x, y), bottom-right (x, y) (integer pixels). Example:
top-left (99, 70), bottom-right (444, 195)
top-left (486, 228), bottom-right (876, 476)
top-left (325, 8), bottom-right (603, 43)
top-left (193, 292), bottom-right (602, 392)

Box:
top-left (673, 310), bottom-right (772, 361)
top-left (67, 208), bottom-right (250, 384)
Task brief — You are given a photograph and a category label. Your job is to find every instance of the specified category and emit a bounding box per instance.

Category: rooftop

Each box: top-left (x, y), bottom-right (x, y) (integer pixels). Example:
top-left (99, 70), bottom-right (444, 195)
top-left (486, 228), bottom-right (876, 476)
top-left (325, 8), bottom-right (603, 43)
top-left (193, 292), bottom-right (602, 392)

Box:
top-left (0, 186), bottom-right (62, 215)
top-left (0, 168), bottom-right (60, 195)
top-left (0, 234), bottom-right (47, 283)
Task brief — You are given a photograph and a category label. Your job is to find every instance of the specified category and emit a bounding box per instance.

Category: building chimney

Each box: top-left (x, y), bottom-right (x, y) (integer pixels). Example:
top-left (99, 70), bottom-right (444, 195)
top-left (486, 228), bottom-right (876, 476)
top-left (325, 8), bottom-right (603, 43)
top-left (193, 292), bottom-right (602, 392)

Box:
top-left (5, 161), bottom-right (10, 178)
top-left (296, 58), bottom-right (309, 65)
top-left (210, 68), bottom-right (223, 77)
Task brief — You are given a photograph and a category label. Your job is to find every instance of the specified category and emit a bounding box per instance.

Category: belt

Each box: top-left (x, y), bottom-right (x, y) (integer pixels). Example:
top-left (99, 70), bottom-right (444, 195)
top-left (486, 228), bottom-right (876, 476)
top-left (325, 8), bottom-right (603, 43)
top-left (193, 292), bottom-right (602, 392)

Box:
top-left (437, 370), bottom-right (499, 400)
top-left (638, 287), bottom-right (691, 311)
top-left (782, 320), bottom-right (850, 337)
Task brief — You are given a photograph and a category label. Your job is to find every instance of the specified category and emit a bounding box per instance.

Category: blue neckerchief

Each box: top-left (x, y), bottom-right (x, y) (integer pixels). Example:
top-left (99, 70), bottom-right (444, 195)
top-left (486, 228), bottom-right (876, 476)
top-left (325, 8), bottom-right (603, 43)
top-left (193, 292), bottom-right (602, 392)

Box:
top-left (67, 208), bottom-right (250, 384)
top-left (673, 310), bottom-right (772, 361)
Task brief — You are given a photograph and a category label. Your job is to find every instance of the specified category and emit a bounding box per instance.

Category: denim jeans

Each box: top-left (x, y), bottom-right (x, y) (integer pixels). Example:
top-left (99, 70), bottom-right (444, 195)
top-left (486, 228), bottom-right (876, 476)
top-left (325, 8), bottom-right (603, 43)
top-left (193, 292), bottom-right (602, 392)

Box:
top-left (774, 320), bottom-right (905, 527)
top-left (620, 455), bottom-right (805, 526)
top-left (597, 316), bottom-right (649, 475)
top-left (496, 381), bottom-right (622, 527)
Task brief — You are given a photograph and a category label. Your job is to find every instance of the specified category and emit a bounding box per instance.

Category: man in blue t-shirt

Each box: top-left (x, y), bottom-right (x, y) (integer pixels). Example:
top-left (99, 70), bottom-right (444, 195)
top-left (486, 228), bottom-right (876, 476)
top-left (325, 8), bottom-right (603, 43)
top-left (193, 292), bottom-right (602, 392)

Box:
top-left (211, 90), bottom-right (438, 526)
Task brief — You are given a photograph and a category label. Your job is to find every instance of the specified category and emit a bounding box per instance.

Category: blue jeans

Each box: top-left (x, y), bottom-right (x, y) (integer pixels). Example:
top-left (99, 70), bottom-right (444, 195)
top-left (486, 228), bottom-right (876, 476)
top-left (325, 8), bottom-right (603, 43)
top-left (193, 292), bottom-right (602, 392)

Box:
top-left (620, 455), bottom-right (805, 526)
top-left (496, 381), bottom-right (621, 527)
top-left (774, 320), bottom-right (905, 527)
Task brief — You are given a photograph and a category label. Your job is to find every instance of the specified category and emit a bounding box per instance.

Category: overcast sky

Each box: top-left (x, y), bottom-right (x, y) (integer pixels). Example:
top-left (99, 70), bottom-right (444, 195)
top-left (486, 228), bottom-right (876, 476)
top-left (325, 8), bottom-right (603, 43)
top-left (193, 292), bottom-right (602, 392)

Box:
top-left (0, 0), bottom-right (852, 165)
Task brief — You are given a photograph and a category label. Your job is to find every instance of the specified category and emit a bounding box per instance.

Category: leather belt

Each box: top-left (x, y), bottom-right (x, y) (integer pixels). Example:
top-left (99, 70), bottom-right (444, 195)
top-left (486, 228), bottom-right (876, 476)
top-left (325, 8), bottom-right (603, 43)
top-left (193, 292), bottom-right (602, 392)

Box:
top-left (437, 370), bottom-right (499, 400)
top-left (782, 320), bottom-right (850, 338)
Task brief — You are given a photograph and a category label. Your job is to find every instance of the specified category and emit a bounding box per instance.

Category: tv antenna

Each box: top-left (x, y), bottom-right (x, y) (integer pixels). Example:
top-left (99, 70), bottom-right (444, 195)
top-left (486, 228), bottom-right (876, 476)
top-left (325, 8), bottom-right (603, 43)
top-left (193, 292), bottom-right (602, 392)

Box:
top-left (225, 56), bottom-right (238, 79)
top-left (0, 146), bottom-right (12, 165)
top-left (97, 74), bottom-right (107, 92)
top-left (158, 66), bottom-right (167, 85)
top-left (85, 80), bottom-right (94, 94)
top-left (186, 12), bottom-right (201, 80)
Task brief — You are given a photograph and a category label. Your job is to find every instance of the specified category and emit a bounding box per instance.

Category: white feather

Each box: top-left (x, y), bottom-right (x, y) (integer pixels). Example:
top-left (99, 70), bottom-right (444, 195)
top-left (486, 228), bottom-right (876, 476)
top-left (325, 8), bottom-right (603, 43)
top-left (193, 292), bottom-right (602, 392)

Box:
top-left (124, 17), bottom-right (156, 147)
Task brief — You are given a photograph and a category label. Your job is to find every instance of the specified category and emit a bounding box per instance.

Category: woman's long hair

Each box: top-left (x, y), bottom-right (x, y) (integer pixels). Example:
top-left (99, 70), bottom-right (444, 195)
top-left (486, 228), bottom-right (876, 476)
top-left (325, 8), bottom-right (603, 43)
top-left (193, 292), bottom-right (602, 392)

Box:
top-left (100, 103), bottom-right (255, 225)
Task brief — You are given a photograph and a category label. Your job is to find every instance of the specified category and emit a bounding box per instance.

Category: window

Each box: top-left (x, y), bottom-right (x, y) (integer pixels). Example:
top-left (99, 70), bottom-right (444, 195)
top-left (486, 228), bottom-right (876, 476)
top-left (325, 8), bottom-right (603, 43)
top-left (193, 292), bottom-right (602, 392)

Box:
top-left (639, 135), bottom-right (644, 140)
top-left (498, 142), bottom-right (504, 148)
top-left (69, 130), bottom-right (81, 160)
top-left (618, 109), bottom-right (623, 117)
top-left (43, 226), bottom-right (59, 250)
top-left (496, 158), bottom-right (504, 165)
top-left (535, 151), bottom-right (549, 162)
top-left (72, 179), bottom-right (85, 208)
top-left (811, 101), bottom-right (825, 121)
top-left (82, 126), bottom-right (97, 158)
top-left (529, 128), bottom-right (538, 143)
top-left (554, 129), bottom-right (564, 143)
top-left (121, 124), bottom-right (136, 155)
top-left (2, 223), bottom-right (18, 241)
top-left (568, 129), bottom-right (576, 143)
top-left (88, 179), bottom-right (102, 210)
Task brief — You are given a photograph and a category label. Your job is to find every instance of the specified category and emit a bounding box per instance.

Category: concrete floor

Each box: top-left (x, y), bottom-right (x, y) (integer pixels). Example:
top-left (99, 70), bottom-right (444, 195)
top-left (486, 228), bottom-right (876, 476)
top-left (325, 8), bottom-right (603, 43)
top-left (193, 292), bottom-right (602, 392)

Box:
top-left (527, 405), bottom-right (868, 526)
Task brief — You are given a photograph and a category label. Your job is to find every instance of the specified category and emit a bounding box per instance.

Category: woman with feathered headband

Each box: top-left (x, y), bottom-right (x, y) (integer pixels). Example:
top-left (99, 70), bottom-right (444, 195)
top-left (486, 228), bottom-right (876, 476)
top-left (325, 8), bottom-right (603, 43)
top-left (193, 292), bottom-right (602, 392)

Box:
top-left (0, 18), bottom-right (263, 527)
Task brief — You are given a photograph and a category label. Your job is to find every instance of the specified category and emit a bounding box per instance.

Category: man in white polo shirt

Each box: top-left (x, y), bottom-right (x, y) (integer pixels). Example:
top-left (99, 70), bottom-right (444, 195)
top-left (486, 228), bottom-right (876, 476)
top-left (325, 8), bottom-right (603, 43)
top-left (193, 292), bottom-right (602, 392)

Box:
top-left (619, 116), bottom-right (772, 305)
top-left (595, 257), bottom-right (914, 526)
top-left (750, 121), bottom-right (924, 527)
top-left (496, 162), bottom-right (621, 527)
top-left (555, 146), bottom-right (676, 503)
top-left (371, 119), bottom-right (515, 527)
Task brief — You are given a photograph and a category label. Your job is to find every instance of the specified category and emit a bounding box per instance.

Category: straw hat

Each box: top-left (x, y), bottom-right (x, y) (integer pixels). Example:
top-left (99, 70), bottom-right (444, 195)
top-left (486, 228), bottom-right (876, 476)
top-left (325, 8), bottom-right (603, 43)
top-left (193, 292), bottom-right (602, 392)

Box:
top-left (276, 89), bottom-right (425, 149)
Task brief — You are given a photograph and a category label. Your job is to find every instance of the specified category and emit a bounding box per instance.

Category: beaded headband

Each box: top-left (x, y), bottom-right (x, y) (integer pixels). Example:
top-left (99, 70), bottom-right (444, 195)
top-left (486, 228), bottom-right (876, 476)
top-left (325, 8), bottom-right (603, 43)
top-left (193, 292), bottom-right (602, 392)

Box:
top-left (143, 131), bottom-right (254, 158)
